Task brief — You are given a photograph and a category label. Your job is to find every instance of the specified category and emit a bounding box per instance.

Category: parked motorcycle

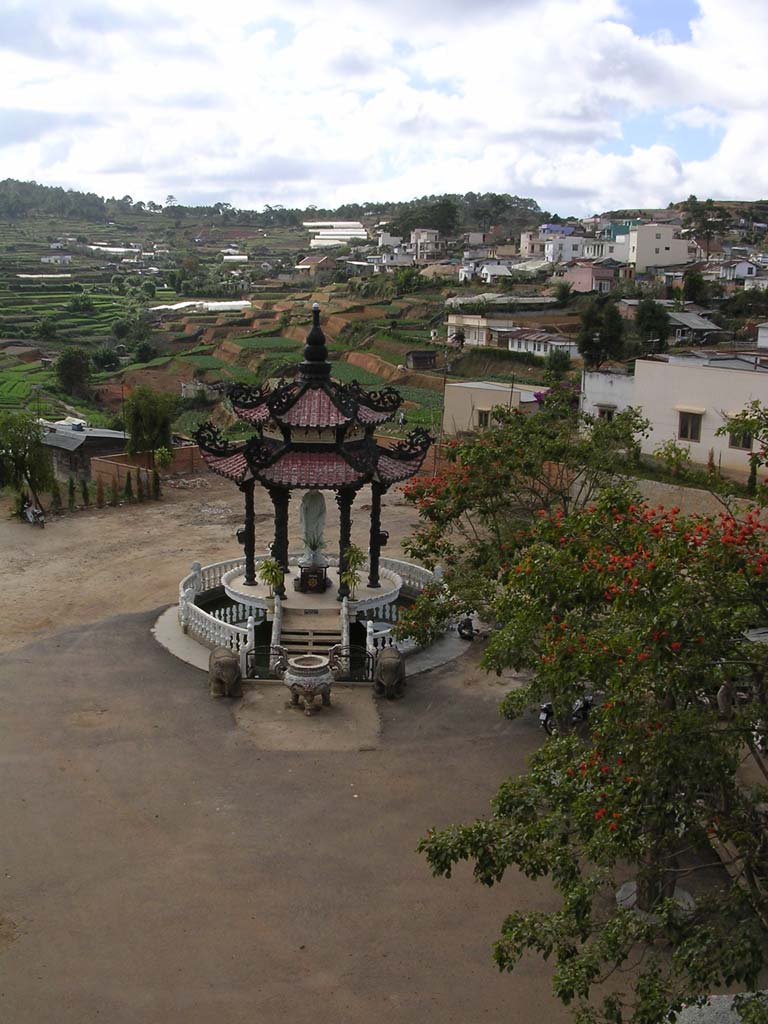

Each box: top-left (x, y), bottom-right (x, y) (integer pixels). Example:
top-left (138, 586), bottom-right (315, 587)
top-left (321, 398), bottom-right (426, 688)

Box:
top-left (539, 694), bottom-right (594, 736)
top-left (23, 501), bottom-right (45, 528)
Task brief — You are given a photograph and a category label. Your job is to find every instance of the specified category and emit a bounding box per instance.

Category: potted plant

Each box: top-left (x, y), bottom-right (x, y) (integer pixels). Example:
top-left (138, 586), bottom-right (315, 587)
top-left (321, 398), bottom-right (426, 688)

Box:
top-left (257, 557), bottom-right (284, 598)
top-left (341, 543), bottom-right (366, 599)
top-left (304, 531), bottom-right (327, 566)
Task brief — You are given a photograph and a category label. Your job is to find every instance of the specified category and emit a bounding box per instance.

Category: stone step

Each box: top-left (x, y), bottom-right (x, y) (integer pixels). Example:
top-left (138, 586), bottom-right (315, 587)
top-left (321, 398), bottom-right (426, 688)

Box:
top-left (279, 627), bottom-right (342, 656)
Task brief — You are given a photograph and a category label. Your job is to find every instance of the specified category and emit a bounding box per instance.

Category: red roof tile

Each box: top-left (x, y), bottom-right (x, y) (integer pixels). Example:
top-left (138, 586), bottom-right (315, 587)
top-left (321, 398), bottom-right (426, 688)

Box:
top-left (357, 403), bottom-right (395, 424)
top-left (259, 451), bottom-right (365, 488)
top-left (377, 451), bottom-right (429, 484)
top-left (281, 388), bottom-right (350, 427)
top-left (232, 402), bottom-right (271, 425)
top-left (201, 449), bottom-right (249, 482)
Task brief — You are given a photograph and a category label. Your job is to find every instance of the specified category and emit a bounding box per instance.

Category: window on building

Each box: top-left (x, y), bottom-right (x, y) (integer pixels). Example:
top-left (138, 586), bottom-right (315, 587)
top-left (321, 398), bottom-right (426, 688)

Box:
top-left (678, 411), bottom-right (702, 442)
top-left (729, 430), bottom-right (753, 451)
top-left (477, 409), bottom-right (491, 428)
top-left (655, 232), bottom-right (661, 239)
top-left (608, 245), bottom-right (614, 253)
top-left (596, 406), bottom-right (614, 422)
top-left (655, 248), bottom-right (660, 254)
top-left (665, 246), bottom-right (670, 251)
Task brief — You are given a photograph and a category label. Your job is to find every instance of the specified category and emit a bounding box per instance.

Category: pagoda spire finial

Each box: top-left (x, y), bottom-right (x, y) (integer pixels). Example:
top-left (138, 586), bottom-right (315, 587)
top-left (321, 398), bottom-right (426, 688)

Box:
top-left (298, 302), bottom-right (330, 381)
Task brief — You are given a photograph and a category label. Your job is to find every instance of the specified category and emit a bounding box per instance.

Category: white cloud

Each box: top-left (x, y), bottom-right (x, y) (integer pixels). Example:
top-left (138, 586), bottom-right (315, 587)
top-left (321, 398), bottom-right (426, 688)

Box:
top-left (2, 0), bottom-right (768, 213)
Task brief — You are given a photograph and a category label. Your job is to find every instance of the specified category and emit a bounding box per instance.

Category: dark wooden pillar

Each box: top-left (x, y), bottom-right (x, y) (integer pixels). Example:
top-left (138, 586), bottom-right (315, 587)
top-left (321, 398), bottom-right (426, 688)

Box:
top-left (367, 481), bottom-right (383, 588)
top-left (269, 487), bottom-right (290, 597)
top-left (242, 478), bottom-right (256, 586)
top-left (336, 488), bottom-right (354, 600)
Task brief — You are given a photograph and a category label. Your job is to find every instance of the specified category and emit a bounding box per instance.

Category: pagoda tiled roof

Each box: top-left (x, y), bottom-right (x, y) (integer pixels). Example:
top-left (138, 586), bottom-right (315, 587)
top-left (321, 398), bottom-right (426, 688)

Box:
top-left (259, 451), bottom-right (367, 488)
top-left (200, 448), bottom-right (249, 483)
top-left (280, 387), bottom-right (349, 428)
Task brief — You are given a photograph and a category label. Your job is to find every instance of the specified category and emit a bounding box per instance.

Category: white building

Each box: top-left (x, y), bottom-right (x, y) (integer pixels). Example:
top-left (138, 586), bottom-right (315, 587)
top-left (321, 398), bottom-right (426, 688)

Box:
top-left (501, 328), bottom-right (579, 359)
top-left (442, 381), bottom-right (543, 434)
top-left (544, 235), bottom-right (590, 263)
top-left (446, 312), bottom-right (517, 347)
top-left (582, 235), bottom-right (630, 262)
top-left (377, 230), bottom-right (403, 249)
top-left (628, 224), bottom-right (692, 273)
top-left (40, 254), bottom-right (72, 265)
top-left (582, 354), bottom-right (768, 475)
top-left (406, 228), bottom-right (443, 261)
top-left (757, 323), bottom-right (768, 349)
top-left (367, 252), bottom-right (415, 274)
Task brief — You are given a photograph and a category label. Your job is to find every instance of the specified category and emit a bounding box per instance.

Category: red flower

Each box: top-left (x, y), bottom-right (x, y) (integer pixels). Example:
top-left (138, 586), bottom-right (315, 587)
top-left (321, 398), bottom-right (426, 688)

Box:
top-left (594, 808), bottom-right (607, 820)
top-left (671, 641), bottom-right (682, 651)
top-left (608, 822), bottom-right (618, 831)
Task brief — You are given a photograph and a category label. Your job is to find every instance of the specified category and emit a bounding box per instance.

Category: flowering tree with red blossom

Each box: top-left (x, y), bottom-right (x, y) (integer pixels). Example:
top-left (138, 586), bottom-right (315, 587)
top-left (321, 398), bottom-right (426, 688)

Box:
top-left (395, 386), bottom-right (648, 643)
top-left (420, 491), bottom-right (768, 1024)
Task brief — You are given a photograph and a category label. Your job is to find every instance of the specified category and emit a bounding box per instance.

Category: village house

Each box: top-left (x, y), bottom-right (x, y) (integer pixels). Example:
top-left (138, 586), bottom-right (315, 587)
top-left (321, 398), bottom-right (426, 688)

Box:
top-left (446, 311), bottom-right (517, 346)
top-left (559, 258), bottom-right (627, 293)
top-left (405, 350), bottom-right (437, 370)
top-left (544, 235), bottom-right (590, 263)
top-left (40, 254), bottom-right (72, 266)
top-left (403, 228), bottom-right (444, 262)
top-left (628, 224), bottom-right (692, 273)
top-left (442, 380), bottom-right (544, 434)
top-left (42, 421), bottom-right (129, 482)
top-left (501, 327), bottom-right (579, 359)
top-left (667, 311), bottom-right (721, 344)
top-left (367, 252), bottom-right (414, 274)
top-left (581, 353), bottom-right (768, 475)
top-left (519, 231), bottom-right (548, 258)
top-left (295, 254), bottom-right (337, 279)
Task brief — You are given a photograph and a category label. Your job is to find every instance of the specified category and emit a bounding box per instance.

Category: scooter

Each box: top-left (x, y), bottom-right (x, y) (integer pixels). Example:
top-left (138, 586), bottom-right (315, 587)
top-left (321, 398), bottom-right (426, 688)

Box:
top-left (23, 501), bottom-right (45, 528)
top-left (539, 694), bottom-right (594, 736)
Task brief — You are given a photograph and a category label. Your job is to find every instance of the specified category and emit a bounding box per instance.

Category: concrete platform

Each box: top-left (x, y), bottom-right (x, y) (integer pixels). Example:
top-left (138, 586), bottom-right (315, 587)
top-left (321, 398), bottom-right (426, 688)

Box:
top-left (222, 563), bottom-right (400, 612)
top-left (152, 605), bottom-right (469, 680)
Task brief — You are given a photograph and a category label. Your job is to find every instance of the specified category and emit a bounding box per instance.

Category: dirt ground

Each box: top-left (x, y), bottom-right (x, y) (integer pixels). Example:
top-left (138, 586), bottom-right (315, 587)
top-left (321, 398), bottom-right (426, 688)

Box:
top-left (0, 475), bottom-right (421, 656)
top-left (0, 470), bottom-right (752, 1022)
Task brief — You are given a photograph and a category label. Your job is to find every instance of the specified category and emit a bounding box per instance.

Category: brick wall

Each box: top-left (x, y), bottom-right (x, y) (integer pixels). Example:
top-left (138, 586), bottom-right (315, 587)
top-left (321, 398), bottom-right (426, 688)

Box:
top-left (90, 444), bottom-right (204, 488)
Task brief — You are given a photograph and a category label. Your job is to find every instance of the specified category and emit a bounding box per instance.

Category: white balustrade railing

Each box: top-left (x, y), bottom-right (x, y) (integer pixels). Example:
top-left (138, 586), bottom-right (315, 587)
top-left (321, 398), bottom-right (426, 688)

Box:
top-left (270, 594), bottom-right (283, 662)
top-left (379, 557), bottom-right (433, 594)
top-left (179, 554), bottom-right (434, 660)
top-left (182, 599), bottom-right (248, 652)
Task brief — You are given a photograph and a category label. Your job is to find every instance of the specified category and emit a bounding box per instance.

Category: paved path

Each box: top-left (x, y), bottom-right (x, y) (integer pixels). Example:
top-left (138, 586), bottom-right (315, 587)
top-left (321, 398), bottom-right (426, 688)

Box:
top-left (0, 610), bottom-right (567, 1024)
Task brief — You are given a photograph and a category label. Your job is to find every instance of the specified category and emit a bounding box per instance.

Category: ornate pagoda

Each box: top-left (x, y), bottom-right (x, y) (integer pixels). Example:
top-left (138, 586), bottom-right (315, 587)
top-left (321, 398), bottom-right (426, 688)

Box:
top-left (193, 304), bottom-right (432, 600)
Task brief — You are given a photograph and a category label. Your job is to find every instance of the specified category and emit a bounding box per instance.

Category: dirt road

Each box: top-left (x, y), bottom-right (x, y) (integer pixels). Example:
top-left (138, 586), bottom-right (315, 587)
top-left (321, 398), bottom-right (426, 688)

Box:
top-left (0, 477), bottom-right (420, 654)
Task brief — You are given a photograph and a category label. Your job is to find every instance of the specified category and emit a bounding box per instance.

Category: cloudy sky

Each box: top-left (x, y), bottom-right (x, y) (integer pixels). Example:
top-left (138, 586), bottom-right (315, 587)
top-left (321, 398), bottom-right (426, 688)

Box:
top-left (2, 0), bottom-right (767, 214)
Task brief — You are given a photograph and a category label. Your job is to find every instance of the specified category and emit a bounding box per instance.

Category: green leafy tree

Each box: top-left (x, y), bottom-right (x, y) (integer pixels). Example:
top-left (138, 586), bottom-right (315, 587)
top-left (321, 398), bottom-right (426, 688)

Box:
top-left (395, 386), bottom-right (648, 641)
top-left (554, 281), bottom-right (573, 307)
top-left (634, 298), bottom-right (671, 353)
top-left (576, 299), bottom-right (625, 369)
top-left (123, 386), bottom-right (177, 456)
top-left (0, 410), bottom-right (53, 507)
top-left (123, 471), bottom-right (134, 502)
top-left (80, 478), bottom-right (89, 507)
top-left (67, 293), bottom-right (95, 314)
top-left (112, 318), bottom-right (130, 340)
top-left (55, 347), bottom-right (91, 395)
top-left (133, 341), bottom-right (157, 363)
top-left (92, 346), bottom-right (120, 371)
top-left (681, 195), bottom-right (732, 258)
top-left (421, 493), bottom-right (768, 1023)
top-left (545, 349), bottom-right (571, 377)
top-left (34, 316), bottom-right (57, 342)
top-left (683, 269), bottom-right (709, 305)
top-left (153, 446), bottom-right (174, 471)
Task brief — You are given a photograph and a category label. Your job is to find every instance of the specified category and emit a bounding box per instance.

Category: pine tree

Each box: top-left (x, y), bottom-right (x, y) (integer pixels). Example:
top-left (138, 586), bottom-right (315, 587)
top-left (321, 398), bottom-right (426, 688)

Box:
top-left (136, 471), bottom-right (145, 503)
top-left (124, 471), bottom-right (134, 502)
top-left (81, 478), bottom-right (90, 507)
top-left (152, 468), bottom-right (161, 500)
top-left (68, 476), bottom-right (76, 511)
top-left (50, 479), bottom-right (62, 512)
top-left (96, 478), bottom-right (105, 508)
